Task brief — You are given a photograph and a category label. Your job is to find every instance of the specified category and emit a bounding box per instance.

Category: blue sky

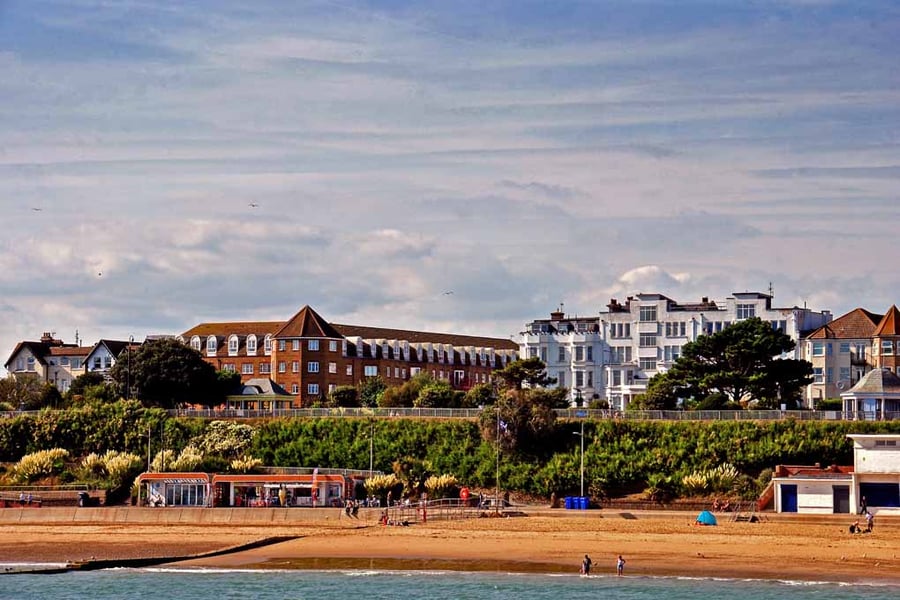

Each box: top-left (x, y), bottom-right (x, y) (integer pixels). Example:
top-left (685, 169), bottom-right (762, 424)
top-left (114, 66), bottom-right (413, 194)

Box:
top-left (1, 0), bottom-right (899, 364)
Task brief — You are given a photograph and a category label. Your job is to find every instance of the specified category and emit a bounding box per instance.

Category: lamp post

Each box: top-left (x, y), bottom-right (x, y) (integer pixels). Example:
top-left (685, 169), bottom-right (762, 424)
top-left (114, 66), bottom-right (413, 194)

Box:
top-left (573, 419), bottom-right (585, 497)
top-left (127, 335), bottom-right (134, 400)
top-left (369, 420), bottom-right (375, 477)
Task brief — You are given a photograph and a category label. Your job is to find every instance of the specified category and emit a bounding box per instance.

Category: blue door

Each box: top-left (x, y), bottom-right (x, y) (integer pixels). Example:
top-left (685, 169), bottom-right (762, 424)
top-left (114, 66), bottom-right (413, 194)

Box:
top-left (781, 484), bottom-right (798, 512)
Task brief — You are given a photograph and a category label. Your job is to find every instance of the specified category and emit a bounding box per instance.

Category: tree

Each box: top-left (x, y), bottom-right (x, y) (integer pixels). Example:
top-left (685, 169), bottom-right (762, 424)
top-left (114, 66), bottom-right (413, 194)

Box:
top-left (0, 376), bottom-right (46, 410)
top-left (413, 379), bottom-right (462, 408)
top-left (463, 382), bottom-right (495, 407)
top-left (108, 338), bottom-right (221, 408)
top-left (661, 318), bottom-right (813, 407)
top-left (494, 357), bottom-right (557, 390)
top-left (67, 372), bottom-right (108, 401)
top-left (358, 376), bottom-right (386, 408)
top-left (629, 372), bottom-right (680, 411)
top-left (328, 385), bottom-right (359, 408)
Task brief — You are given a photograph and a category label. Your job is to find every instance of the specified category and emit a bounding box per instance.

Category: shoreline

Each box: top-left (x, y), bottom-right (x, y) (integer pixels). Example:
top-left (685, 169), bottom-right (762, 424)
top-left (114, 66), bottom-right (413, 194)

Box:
top-left (4, 511), bottom-right (899, 585)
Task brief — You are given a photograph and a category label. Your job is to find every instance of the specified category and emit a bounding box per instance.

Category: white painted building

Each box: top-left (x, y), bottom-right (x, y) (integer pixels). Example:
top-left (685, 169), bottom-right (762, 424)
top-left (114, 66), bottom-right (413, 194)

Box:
top-left (849, 434), bottom-right (900, 516)
top-left (520, 308), bottom-right (604, 405)
top-left (521, 291), bottom-right (832, 409)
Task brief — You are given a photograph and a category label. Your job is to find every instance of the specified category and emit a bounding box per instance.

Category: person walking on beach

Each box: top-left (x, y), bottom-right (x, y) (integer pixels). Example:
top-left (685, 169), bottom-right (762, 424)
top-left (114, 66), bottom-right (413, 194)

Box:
top-left (581, 554), bottom-right (592, 575)
top-left (616, 555), bottom-right (626, 576)
top-left (859, 495), bottom-right (867, 515)
top-left (865, 511), bottom-right (874, 533)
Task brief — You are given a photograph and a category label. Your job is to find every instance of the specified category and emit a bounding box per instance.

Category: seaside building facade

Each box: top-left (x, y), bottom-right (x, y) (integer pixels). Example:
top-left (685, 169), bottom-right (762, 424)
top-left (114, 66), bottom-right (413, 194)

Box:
top-left (3, 333), bottom-right (137, 394)
top-left (181, 305), bottom-right (519, 406)
top-left (521, 292), bottom-right (832, 410)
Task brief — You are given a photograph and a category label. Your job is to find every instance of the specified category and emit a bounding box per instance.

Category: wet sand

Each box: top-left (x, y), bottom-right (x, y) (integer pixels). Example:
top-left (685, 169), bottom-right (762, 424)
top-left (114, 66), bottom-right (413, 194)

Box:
top-left (3, 512), bottom-right (899, 584)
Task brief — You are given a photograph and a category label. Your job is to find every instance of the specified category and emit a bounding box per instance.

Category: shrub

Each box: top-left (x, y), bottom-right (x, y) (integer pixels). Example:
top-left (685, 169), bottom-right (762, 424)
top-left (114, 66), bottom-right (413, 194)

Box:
top-left (13, 448), bottom-right (69, 483)
top-left (424, 474), bottom-right (459, 499)
top-left (364, 473), bottom-right (401, 500)
top-left (194, 421), bottom-right (255, 458)
top-left (150, 449), bottom-right (175, 472)
top-left (230, 455), bottom-right (263, 473)
top-left (172, 445), bottom-right (204, 471)
top-left (681, 472), bottom-right (709, 495)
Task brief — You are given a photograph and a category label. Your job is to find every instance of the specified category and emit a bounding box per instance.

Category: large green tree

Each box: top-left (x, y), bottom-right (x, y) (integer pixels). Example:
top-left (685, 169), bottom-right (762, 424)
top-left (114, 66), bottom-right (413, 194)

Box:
top-left (662, 317), bottom-right (813, 408)
top-left (494, 357), bottom-right (557, 390)
top-left (109, 338), bottom-right (221, 408)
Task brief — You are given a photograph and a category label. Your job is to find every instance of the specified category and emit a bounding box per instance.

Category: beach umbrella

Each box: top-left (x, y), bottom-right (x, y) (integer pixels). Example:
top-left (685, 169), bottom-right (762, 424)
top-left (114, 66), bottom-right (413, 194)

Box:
top-left (696, 510), bottom-right (718, 526)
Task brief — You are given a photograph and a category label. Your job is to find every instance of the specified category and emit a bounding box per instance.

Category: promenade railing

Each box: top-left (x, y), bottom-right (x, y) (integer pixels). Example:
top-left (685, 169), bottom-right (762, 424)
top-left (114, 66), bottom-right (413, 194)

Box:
top-left (2, 408), bottom-right (897, 421)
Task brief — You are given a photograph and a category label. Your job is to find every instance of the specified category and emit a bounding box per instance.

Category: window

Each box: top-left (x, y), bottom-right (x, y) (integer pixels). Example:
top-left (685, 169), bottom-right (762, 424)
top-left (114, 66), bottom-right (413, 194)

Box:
top-left (207, 336), bottom-right (217, 355)
top-left (346, 365), bottom-right (353, 376)
top-left (308, 384), bottom-right (319, 395)
top-left (557, 372), bottom-right (565, 387)
top-left (191, 336), bottom-right (201, 351)
top-left (813, 367), bottom-right (824, 383)
top-left (260, 363), bottom-right (271, 374)
top-left (291, 361), bottom-right (299, 373)
top-left (839, 367), bottom-right (850, 381)
top-left (292, 340), bottom-right (300, 351)
top-left (291, 384), bottom-right (299, 394)
top-left (826, 368), bottom-right (833, 384)
top-left (736, 304), bottom-right (756, 319)
top-left (329, 340), bottom-right (338, 352)
top-left (614, 323), bottom-right (631, 338)
top-left (410, 367), bottom-right (420, 377)
top-left (612, 370), bottom-right (622, 386)
top-left (839, 342), bottom-right (850, 353)
top-left (72, 358), bottom-right (82, 369)
top-left (540, 347), bottom-right (547, 362)
top-left (264, 335), bottom-right (272, 354)
top-left (15, 358), bottom-right (24, 371)
top-left (586, 346), bottom-right (593, 361)
top-left (329, 362), bottom-right (337, 374)
top-left (854, 343), bottom-right (867, 359)
top-left (94, 357), bottom-right (102, 370)
top-left (241, 363), bottom-right (254, 375)
top-left (308, 340), bottom-right (319, 351)
top-left (228, 336), bottom-right (239, 356)
top-left (575, 347), bottom-right (584, 361)
top-left (874, 440), bottom-right (898, 447)
top-left (278, 361), bottom-right (286, 373)
top-left (664, 345), bottom-right (681, 361)
top-left (278, 340), bottom-right (286, 351)
top-left (60, 356), bottom-right (69, 366)
top-left (639, 334), bottom-right (657, 347)
top-left (223, 363), bottom-right (235, 372)
top-left (882, 341), bottom-right (893, 355)
top-left (247, 336), bottom-right (257, 355)
top-left (308, 361), bottom-right (319, 373)
top-left (364, 365), bottom-right (378, 377)
top-left (402, 368), bottom-right (407, 378)
top-left (639, 358), bottom-right (657, 370)
top-left (558, 347), bottom-right (565, 362)
top-left (666, 322), bottom-right (687, 337)
top-left (328, 384), bottom-right (337, 394)
top-left (587, 371), bottom-right (593, 387)
top-left (575, 371), bottom-right (584, 387)
top-left (528, 347), bottom-right (537, 358)
top-left (812, 342), bottom-right (825, 357)
top-left (639, 306), bottom-right (657, 322)
top-left (395, 367), bottom-right (401, 378)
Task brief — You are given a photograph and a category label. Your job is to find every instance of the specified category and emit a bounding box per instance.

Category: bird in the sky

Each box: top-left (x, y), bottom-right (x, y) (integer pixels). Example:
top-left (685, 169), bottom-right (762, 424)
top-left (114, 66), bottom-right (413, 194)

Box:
top-left (443, 291), bottom-right (454, 295)
top-left (31, 207), bottom-right (42, 212)
top-left (248, 202), bottom-right (259, 208)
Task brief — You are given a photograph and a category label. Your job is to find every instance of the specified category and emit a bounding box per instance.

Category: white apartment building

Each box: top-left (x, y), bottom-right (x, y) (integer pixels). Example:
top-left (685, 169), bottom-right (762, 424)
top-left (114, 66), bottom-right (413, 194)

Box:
top-left (520, 308), bottom-right (604, 405)
top-left (522, 292), bottom-right (832, 410)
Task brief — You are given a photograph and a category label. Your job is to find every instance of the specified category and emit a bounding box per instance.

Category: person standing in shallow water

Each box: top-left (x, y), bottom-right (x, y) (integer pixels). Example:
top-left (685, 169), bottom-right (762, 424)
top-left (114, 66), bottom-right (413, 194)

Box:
top-left (616, 555), bottom-right (626, 576)
top-left (581, 554), bottom-right (592, 575)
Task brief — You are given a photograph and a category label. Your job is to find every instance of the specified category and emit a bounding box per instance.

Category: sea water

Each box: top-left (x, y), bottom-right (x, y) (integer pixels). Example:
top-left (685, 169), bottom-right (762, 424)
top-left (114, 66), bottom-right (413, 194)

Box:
top-left (2, 568), bottom-right (896, 600)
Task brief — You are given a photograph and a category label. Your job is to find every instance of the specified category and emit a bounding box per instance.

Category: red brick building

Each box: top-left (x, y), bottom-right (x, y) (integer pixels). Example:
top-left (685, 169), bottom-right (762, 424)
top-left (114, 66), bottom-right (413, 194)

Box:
top-left (873, 305), bottom-right (900, 372)
top-left (181, 305), bottom-right (519, 405)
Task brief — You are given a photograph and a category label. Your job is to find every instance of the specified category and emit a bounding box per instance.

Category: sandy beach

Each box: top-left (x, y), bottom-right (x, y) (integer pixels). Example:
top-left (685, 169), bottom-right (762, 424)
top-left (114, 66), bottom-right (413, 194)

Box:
top-left (3, 511), bottom-right (899, 584)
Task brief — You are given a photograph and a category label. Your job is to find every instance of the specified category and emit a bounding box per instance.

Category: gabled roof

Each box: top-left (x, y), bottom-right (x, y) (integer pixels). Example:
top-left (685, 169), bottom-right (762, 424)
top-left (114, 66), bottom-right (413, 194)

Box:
top-left (843, 368), bottom-right (900, 396)
top-left (874, 305), bottom-right (900, 337)
top-left (85, 339), bottom-right (139, 361)
top-left (235, 378), bottom-right (292, 396)
top-left (182, 321), bottom-right (283, 338)
top-left (806, 308), bottom-right (882, 339)
top-left (3, 341), bottom-right (50, 369)
top-left (273, 305), bottom-right (344, 339)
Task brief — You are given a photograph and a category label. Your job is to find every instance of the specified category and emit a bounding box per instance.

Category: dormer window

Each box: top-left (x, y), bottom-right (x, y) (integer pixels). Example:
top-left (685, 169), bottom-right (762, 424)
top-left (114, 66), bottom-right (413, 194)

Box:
top-left (190, 336), bottom-right (201, 352)
top-left (264, 334), bottom-right (272, 355)
top-left (206, 335), bottom-right (218, 356)
top-left (228, 335), bottom-right (239, 356)
top-left (247, 335), bottom-right (257, 355)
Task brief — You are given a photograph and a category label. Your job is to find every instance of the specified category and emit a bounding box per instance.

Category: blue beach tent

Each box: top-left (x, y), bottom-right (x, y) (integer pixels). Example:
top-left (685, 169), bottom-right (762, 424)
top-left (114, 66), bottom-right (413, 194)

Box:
top-left (696, 510), bottom-right (718, 526)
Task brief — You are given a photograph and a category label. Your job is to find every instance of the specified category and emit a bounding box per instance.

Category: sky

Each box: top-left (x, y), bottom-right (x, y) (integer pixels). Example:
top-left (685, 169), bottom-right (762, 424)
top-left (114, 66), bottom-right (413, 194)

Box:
top-left (1, 0), bottom-right (899, 368)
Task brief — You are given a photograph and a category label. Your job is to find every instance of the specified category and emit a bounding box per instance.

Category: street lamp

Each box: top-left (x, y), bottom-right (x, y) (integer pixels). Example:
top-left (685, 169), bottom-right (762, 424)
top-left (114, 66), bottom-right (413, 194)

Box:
top-left (573, 419), bottom-right (585, 498)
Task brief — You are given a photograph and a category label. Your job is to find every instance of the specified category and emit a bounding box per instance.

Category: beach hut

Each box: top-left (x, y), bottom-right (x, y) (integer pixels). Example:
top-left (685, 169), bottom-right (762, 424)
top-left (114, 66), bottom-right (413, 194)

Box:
top-left (695, 510), bottom-right (717, 526)
top-left (211, 473), bottom-right (349, 507)
top-left (137, 472), bottom-right (211, 507)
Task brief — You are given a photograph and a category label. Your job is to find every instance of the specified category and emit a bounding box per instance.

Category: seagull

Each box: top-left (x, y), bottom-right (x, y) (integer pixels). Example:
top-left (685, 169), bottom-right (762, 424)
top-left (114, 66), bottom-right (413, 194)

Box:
top-left (442, 291), bottom-right (454, 295)
top-left (248, 202), bottom-right (259, 208)
top-left (31, 207), bottom-right (43, 212)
